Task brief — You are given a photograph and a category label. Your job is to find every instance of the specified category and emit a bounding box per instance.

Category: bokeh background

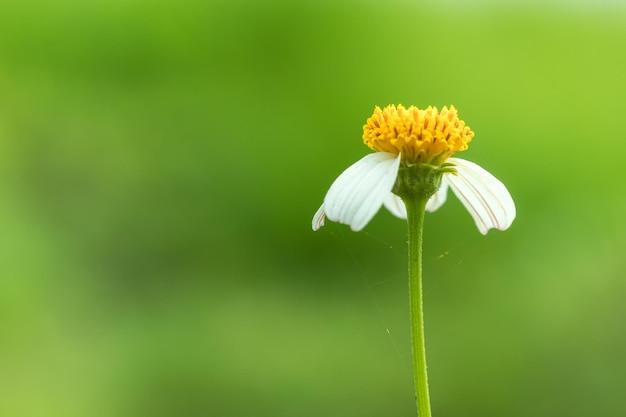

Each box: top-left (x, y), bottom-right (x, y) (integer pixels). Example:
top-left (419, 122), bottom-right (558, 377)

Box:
top-left (1, 0), bottom-right (625, 416)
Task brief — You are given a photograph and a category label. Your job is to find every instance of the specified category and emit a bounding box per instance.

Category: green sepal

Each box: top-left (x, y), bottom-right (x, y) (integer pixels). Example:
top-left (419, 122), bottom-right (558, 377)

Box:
top-left (393, 162), bottom-right (449, 201)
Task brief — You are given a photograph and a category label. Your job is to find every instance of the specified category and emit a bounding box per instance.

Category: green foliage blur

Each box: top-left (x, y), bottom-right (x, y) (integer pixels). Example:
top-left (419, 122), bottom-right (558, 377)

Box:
top-left (1, 0), bottom-right (625, 416)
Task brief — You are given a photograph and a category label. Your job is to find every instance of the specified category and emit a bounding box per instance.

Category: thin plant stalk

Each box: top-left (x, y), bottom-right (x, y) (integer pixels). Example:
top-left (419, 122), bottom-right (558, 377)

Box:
top-left (403, 195), bottom-right (432, 417)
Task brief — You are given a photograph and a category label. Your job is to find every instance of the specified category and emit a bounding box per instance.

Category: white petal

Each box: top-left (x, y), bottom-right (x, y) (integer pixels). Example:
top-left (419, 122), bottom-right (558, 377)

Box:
top-left (323, 152), bottom-right (400, 231)
top-left (383, 193), bottom-right (407, 219)
top-left (446, 157), bottom-right (516, 234)
top-left (312, 204), bottom-right (326, 231)
top-left (425, 176), bottom-right (450, 212)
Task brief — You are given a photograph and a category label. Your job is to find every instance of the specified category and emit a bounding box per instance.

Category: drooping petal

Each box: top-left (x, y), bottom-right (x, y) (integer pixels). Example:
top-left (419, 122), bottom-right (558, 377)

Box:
top-left (383, 193), bottom-right (407, 219)
top-left (425, 176), bottom-right (450, 212)
top-left (322, 152), bottom-right (401, 231)
top-left (312, 205), bottom-right (326, 231)
top-left (446, 157), bottom-right (516, 234)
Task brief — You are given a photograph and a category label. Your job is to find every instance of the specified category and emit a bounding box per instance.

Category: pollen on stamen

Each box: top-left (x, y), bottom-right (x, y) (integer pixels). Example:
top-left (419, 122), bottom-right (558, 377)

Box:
top-left (362, 104), bottom-right (474, 165)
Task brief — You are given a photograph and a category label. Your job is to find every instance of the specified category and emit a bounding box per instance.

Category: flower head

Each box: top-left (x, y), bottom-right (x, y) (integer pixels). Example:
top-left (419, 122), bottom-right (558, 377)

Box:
top-left (313, 104), bottom-right (515, 234)
top-left (363, 104), bottom-right (473, 165)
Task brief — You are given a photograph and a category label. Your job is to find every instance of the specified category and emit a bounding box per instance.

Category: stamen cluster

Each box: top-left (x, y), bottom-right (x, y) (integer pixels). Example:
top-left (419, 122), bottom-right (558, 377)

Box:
top-left (363, 104), bottom-right (474, 165)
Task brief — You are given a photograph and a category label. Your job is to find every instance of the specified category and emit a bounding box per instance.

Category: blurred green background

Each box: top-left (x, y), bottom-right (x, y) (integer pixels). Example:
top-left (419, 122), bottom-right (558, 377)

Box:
top-left (1, 0), bottom-right (625, 416)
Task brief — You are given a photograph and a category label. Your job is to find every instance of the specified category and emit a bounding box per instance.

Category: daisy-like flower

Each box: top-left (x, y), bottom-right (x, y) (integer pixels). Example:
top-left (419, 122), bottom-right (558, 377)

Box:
top-left (312, 104), bottom-right (515, 234)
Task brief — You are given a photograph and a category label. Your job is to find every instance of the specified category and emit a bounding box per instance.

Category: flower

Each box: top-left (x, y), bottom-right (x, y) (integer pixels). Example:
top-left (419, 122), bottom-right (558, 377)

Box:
top-left (312, 104), bottom-right (516, 234)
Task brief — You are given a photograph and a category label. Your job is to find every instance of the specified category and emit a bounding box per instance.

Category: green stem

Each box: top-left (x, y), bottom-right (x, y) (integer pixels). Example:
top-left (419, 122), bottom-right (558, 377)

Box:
top-left (404, 195), bottom-right (432, 417)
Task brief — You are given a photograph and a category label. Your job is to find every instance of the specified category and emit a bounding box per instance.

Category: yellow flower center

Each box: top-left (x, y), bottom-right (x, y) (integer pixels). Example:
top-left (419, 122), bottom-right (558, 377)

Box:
top-left (362, 104), bottom-right (474, 164)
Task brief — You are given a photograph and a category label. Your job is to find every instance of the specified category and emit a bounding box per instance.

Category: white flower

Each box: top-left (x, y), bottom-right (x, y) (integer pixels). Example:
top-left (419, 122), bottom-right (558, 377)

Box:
top-left (313, 104), bottom-right (516, 234)
top-left (312, 152), bottom-right (515, 234)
